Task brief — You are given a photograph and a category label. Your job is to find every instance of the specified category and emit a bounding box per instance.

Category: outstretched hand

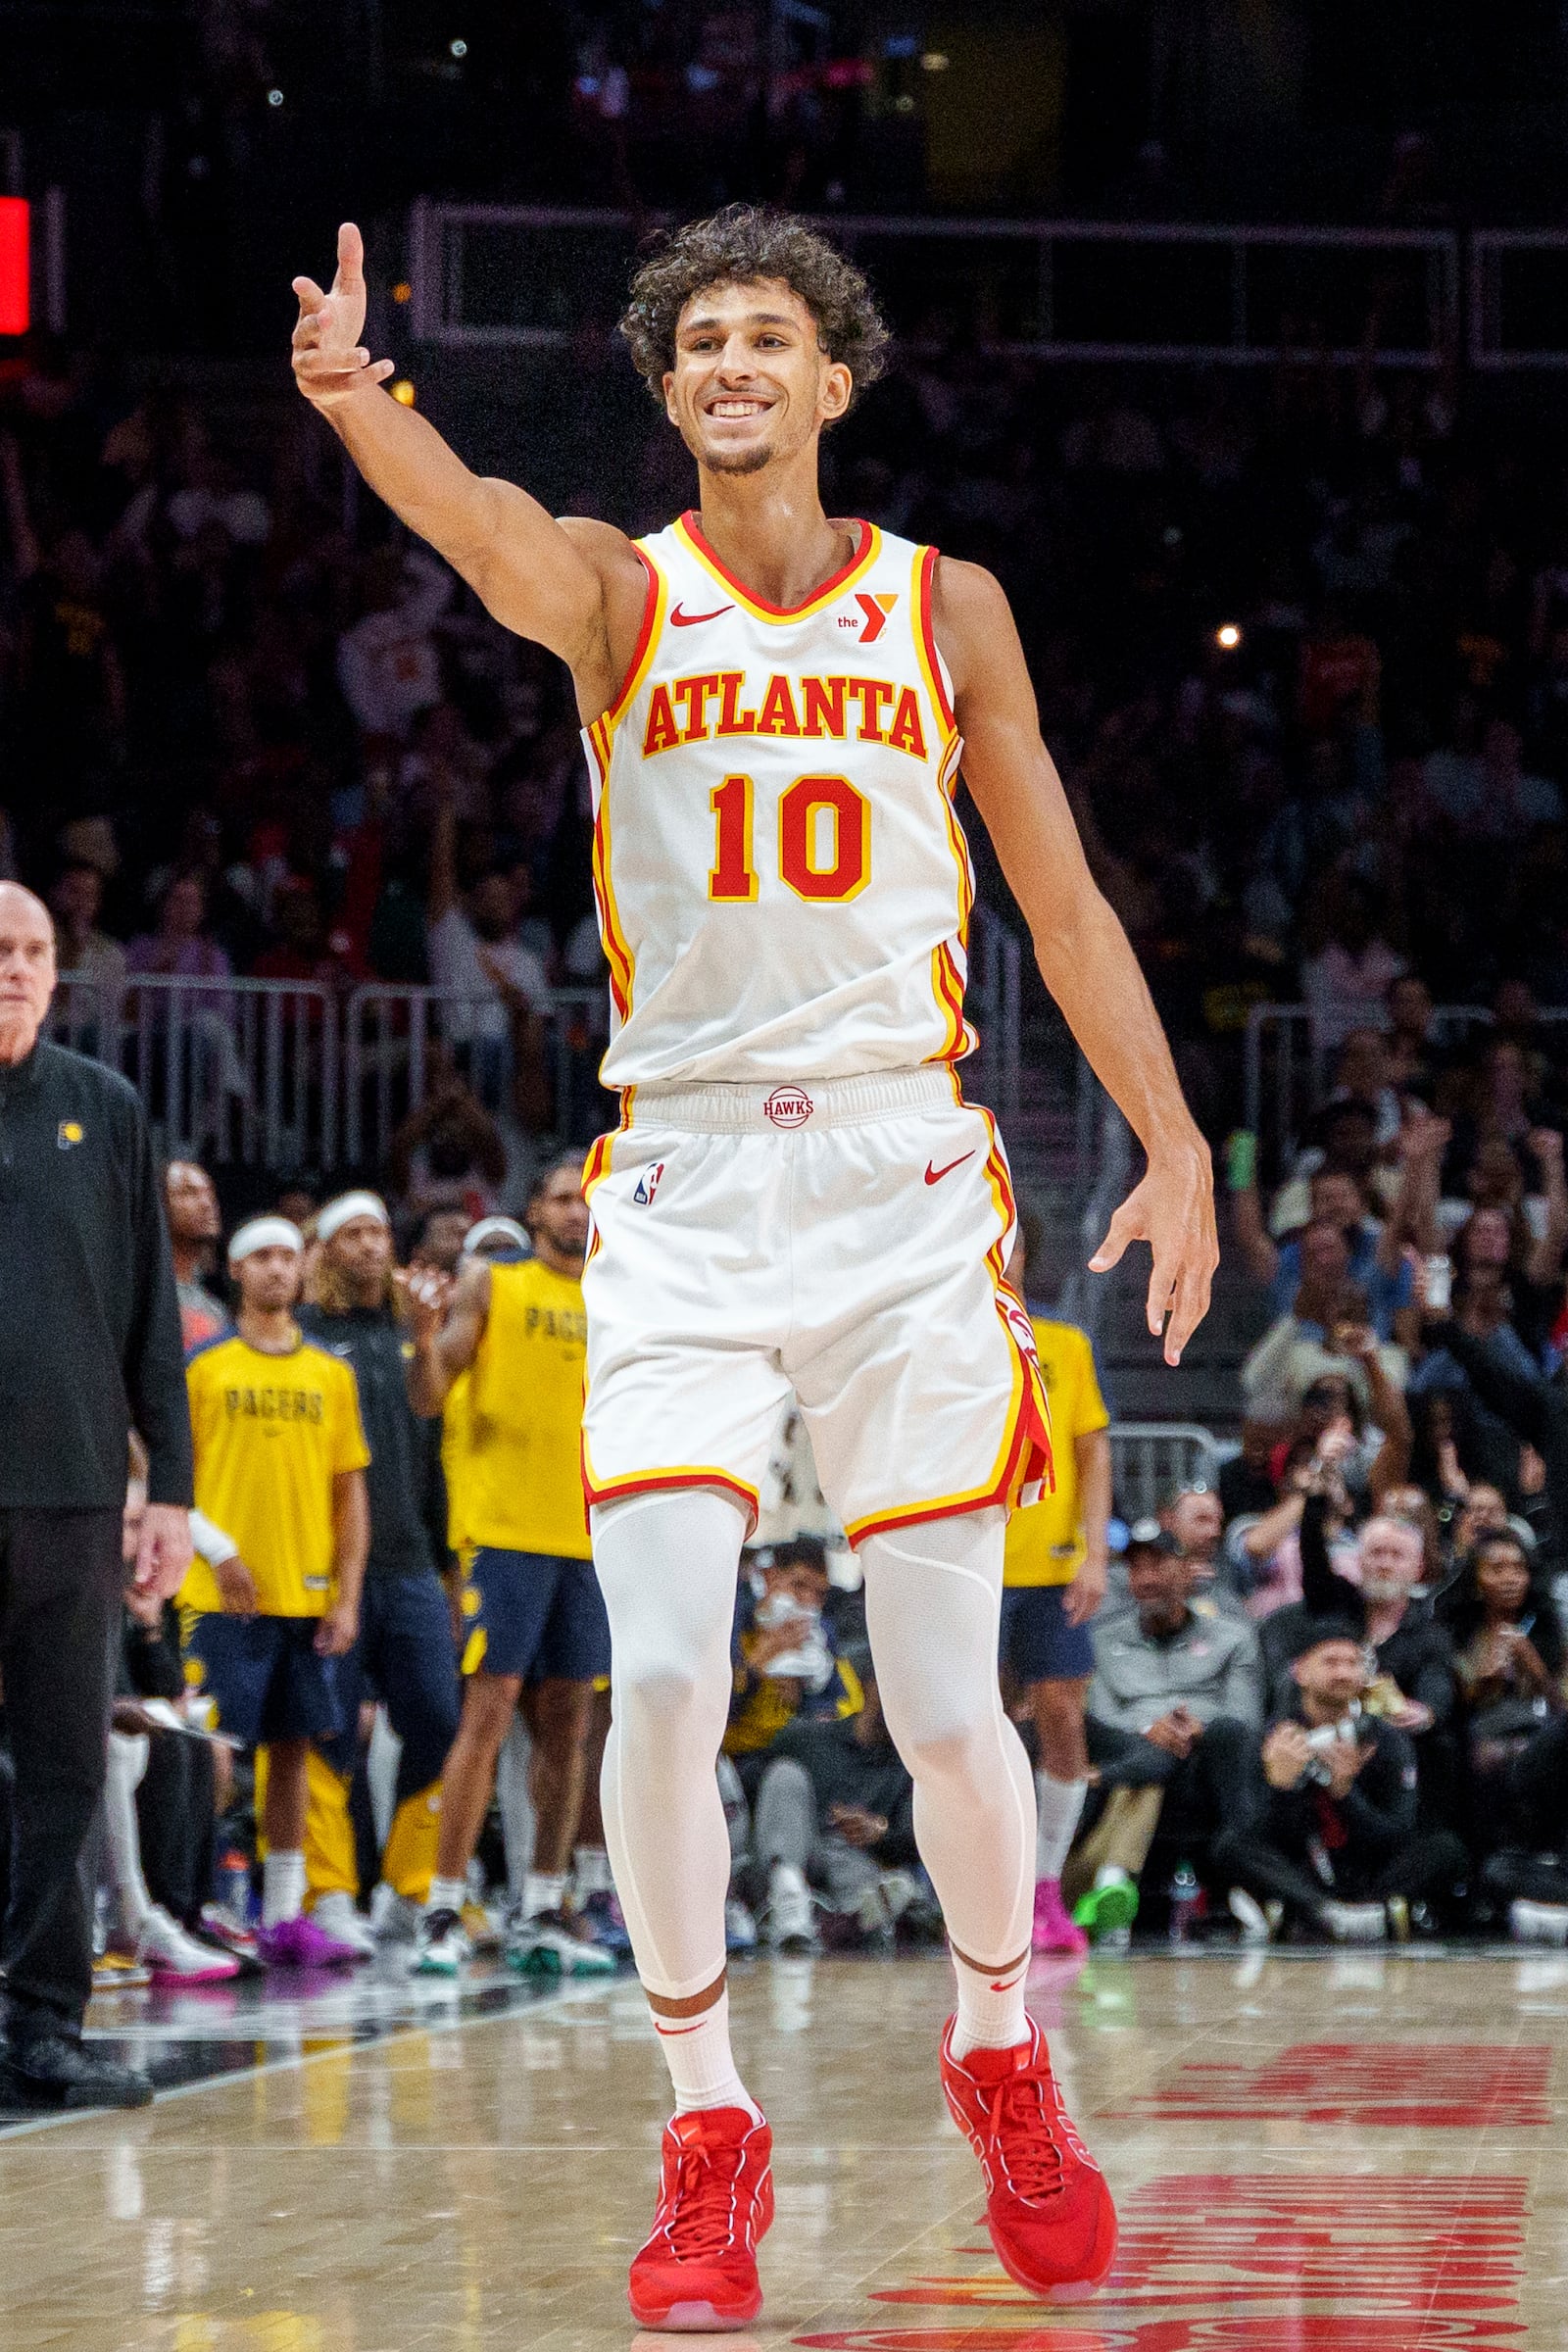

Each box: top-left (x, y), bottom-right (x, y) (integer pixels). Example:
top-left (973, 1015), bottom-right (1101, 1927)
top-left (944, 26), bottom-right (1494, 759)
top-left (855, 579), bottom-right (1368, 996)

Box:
top-left (1090, 1140), bottom-right (1217, 1366)
top-left (291, 222), bottom-right (396, 410)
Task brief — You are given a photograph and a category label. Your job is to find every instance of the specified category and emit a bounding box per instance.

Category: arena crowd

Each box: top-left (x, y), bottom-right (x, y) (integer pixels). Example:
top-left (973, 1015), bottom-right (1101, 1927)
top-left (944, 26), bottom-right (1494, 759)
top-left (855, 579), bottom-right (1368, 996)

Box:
top-left (6, 291), bottom-right (1568, 1976)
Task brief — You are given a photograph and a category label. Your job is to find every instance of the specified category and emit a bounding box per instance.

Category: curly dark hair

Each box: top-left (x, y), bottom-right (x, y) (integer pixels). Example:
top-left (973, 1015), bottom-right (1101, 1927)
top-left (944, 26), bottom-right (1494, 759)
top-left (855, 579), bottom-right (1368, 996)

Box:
top-left (618, 204), bottom-right (889, 414)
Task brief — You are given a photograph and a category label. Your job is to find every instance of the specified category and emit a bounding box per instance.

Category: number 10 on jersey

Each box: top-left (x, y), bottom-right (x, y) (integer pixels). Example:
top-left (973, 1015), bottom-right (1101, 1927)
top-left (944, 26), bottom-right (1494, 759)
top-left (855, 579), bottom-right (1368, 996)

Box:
top-left (710, 772), bottom-right (870, 904)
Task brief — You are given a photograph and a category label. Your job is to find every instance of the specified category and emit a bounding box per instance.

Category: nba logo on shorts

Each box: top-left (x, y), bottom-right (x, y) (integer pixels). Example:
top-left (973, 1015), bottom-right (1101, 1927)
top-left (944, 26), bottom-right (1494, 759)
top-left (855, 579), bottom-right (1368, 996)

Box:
top-left (763, 1087), bottom-right (814, 1129)
top-left (633, 1161), bottom-right (665, 1205)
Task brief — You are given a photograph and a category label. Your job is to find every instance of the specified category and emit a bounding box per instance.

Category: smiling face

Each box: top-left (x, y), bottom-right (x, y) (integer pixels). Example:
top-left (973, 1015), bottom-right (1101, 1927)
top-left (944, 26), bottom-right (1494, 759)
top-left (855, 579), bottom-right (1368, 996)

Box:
top-left (663, 278), bottom-right (852, 477)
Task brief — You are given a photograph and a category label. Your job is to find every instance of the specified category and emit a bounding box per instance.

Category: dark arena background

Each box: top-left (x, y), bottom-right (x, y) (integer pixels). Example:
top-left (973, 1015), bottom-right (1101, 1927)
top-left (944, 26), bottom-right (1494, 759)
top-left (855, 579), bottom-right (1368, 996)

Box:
top-left (5, 3), bottom-right (1568, 2345)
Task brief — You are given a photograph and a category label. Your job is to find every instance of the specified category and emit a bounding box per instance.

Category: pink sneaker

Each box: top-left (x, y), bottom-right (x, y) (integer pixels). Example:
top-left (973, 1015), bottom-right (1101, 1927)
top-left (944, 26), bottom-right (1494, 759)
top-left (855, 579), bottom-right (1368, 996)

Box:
top-left (256, 1914), bottom-right (363, 1969)
top-left (1033, 1880), bottom-right (1089, 1956)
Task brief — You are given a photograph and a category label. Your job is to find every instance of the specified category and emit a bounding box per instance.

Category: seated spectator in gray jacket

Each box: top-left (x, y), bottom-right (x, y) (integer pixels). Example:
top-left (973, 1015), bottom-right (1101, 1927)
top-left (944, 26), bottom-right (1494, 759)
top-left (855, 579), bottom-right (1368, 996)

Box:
top-left (1067, 1530), bottom-right (1265, 1925)
top-left (1089, 1533), bottom-right (1265, 1742)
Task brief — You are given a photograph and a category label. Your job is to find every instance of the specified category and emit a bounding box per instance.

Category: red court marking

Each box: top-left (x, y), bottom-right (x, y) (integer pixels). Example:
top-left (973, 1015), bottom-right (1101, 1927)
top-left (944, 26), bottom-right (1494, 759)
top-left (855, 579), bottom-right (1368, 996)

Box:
top-left (1099, 2041), bottom-right (1551, 2128)
top-left (795, 2174), bottom-right (1529, 2349)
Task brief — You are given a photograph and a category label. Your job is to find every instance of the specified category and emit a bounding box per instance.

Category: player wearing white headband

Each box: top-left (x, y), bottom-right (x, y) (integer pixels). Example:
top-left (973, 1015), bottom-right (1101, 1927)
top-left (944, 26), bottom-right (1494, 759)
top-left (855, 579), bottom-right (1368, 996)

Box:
top-left (180, 1213), bottom-right (372, 1969)
top-left (292, 1194), bottom-right (463, 1950)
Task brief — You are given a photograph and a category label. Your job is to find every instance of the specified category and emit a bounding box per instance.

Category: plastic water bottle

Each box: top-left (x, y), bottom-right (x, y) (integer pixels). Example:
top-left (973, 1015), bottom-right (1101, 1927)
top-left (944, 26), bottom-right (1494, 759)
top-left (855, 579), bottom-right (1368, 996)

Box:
top-left (218, 1848), bottom-right (254, 1924)
top-left (1168, 1860), bottom-right (1201, 1944)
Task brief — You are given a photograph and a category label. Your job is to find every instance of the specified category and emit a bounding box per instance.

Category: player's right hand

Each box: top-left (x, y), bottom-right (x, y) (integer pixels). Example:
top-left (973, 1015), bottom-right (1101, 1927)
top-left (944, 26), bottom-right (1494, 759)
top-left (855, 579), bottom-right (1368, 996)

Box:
top-left (291, 221), bottom-right (396, 410)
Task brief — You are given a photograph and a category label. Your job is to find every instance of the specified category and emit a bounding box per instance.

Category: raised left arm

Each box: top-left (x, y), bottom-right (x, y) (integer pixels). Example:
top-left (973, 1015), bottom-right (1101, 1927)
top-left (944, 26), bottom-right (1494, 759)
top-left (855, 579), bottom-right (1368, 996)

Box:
top-left (936, 558), bottom-right (1217, 1362)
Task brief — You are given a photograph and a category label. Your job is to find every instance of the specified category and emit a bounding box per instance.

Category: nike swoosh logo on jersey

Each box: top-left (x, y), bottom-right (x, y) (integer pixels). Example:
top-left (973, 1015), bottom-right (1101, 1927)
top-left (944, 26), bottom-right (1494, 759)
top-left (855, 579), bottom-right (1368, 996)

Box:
top-left (924, 1152), bottom-right (975, 1186)
top-left (669, 602), bottom-right (734, 627)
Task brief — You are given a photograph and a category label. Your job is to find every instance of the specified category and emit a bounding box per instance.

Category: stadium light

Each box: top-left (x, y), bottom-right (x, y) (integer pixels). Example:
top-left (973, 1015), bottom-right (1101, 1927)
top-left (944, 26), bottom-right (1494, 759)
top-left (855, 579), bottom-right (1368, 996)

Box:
top-left (391, 379), bottom-right (416, 406)
top-left (1216, 623), bottom-right (1242, 650)
top-left (0, 199), bottom-right (28, 337)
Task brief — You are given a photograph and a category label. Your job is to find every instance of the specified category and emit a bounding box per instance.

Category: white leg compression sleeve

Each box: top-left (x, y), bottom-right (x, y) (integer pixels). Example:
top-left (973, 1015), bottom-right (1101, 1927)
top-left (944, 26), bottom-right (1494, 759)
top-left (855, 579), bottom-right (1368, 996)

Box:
top-left (591, 1488), bottom-right (750, 2001)
top-left (861, 1507), bottom-right (1036, 1973)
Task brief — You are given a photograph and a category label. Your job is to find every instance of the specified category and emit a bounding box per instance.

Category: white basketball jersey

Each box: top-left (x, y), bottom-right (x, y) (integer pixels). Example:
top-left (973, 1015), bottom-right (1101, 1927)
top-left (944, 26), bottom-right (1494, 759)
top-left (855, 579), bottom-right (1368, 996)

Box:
top-left (582, 513), bottom-right (975, 1089)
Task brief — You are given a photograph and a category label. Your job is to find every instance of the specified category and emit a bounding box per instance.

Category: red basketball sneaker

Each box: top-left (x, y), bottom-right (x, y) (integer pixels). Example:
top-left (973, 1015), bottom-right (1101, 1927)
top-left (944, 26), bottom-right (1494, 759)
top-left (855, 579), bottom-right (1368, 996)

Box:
top-left (939, 2014), bottom-right (1116, 2302)
top-left (627, 2105), bottom-right (774, 2330)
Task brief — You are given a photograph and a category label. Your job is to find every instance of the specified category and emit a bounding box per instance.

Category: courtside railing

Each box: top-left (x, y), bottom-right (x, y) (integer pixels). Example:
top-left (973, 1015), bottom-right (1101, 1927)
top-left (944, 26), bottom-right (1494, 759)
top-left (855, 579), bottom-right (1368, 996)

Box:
top-left (1240, 1002), bottom-right (1568, 1168)
top-left (50, 912), bottom-right (1022, 1169)
top-left (1109, 1423), bottom-right (1223, 1526)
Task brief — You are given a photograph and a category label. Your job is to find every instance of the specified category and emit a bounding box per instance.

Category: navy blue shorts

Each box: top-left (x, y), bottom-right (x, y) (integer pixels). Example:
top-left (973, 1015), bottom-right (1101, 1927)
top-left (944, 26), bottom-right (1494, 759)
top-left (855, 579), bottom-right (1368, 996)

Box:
top-left (186, 1613), bottom-right (343, 1746)
top-left (1000, 1585), bottom-right (1095, 1685)
top-left (461, 1547), bottom-right (612, 1683)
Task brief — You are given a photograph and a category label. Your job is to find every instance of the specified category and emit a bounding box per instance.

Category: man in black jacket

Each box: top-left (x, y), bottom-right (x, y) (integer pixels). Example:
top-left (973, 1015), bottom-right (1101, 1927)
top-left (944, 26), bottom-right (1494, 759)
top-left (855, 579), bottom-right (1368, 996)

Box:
top-left (1212, 1624), bottom-right (1466, 1941)
top-left (0, 882), bottom-right (192, 2109)
top-left (297, 1191), bottom-right (460, 1943)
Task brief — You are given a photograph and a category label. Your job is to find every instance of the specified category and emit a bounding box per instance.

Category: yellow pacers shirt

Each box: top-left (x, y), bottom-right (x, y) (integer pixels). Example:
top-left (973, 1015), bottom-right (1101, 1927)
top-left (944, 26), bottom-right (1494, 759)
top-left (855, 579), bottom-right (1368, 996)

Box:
top-left (464, 1259), bottom-right (590, 1559)
top-left (1003, 1318), bottom-right (1108, 1589)
top-left (181, 1331), bottom-right (370, 1616)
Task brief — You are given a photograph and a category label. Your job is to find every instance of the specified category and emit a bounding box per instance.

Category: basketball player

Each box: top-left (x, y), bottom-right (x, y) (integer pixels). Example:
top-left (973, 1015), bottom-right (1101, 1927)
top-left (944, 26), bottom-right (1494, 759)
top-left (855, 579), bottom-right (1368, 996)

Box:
top-left (182, 1217), bottom-right (371, 1967)
top-left (292, 208), bottom-right (1216, 2325)
top-left (405, 1156), bottom-right (614, 1980)
top-left (1000, 1222), bottom-right (1112, 1955)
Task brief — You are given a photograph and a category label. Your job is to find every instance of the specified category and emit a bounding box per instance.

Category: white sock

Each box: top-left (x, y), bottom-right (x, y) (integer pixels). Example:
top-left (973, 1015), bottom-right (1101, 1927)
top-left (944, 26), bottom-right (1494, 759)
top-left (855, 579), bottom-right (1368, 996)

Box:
top-left (950, 1947), bottom-right (1030, 2059)
top-left (1035, 1772), bottom-right (1088, 1884)
top-left (574, 1844), bottom-right (613, 1897)
top-left (427, 1875), bottom-right (466, 1917)
top-left (262, 1849), bottom-right (308, 1929)
top-left (525, 1870), bottom-right (565, 1918)
top-left (654, 1987), bottom-right (760, 2119)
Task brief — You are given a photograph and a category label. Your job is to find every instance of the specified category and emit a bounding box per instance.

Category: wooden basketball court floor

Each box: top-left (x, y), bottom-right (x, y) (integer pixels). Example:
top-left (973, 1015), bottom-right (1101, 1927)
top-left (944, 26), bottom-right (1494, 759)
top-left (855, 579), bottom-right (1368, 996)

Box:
top-left (2, 1944), bottom-right (1565, 2350)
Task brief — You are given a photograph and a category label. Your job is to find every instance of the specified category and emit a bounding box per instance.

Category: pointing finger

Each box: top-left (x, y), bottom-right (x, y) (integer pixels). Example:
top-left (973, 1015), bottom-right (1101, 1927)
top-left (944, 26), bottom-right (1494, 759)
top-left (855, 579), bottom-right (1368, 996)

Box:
top-left (336, 220), bottom-right (366, 283)
top-left (1088, 1199), bottom-right (1139, 1274)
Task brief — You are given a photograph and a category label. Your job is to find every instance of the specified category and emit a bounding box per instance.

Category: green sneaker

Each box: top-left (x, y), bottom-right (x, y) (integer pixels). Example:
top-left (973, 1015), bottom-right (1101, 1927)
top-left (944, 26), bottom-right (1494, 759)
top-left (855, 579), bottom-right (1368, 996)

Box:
top-left (1072, 1875), bottom-right (1140, 1940)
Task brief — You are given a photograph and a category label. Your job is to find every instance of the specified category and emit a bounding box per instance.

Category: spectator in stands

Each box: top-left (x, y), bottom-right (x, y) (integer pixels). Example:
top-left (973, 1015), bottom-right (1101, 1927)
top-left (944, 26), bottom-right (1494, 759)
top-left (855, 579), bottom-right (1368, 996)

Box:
top-left (49, 859), bottom-right (126, 1040)
top-left (998, 1223), bottom-right (1111, 1955)
top-left (407, 1202), bottom-right (474, 1277)
top-left (725, 1537), bottom-right (863, 1807)
top-left (425, 774), bottom-right (550, 1118)
top-left (1385, 972), bottom-right (1443, 1103)
top-left (1069, 1525), bottom-right (1262, 1938)
top-left (750, 1664), bottom-right (927, 1956)
top-left (1441, 1528), bottom-right (1563, 1845)
top-left (1299, 878), bottom-right (1406, 1048)
top-left (336, 548), bottom-right (452, 748)
top-left (180, 1217), bottom-right (370, 1968)
top-left (1159, 1483), bottom-right (1239, 1608)
top-left (1212, 1626), bottom-right (1467, 1942)
top-left (164, 1159), bottom-right (228, 1348)
top-left (125, 873), bottom-right (230, 984)
top-left (388, 1047), bottom-right (509, 1224)
top-left (1263, 1486), bottom-right (1456, 1757)
top-left (296, 1192), bottom-right (463, 1947)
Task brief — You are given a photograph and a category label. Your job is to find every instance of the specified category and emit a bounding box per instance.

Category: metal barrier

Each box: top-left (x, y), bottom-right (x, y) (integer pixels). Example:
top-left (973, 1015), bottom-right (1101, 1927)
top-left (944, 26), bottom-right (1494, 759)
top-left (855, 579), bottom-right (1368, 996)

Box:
top-left (1241, 1002), bottom-right (1504, 1170)
top-left (408, 202), bottom-right (1459, 368)
top-left (1109, 1423), bottom-right (1222, 1525)
top-left (49, 975), bottom-right (340, 1170)
top-left (49, 936), bottom-right (1021, 1170)
top-left (1470, 232), bottom-right (1568, 370)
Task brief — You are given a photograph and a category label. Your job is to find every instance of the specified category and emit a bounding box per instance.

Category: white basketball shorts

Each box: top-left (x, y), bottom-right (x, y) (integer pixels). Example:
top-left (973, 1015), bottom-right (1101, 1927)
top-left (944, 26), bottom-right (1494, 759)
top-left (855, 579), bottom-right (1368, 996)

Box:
top-left (579, 1067), bottom-right (1053, 1547)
